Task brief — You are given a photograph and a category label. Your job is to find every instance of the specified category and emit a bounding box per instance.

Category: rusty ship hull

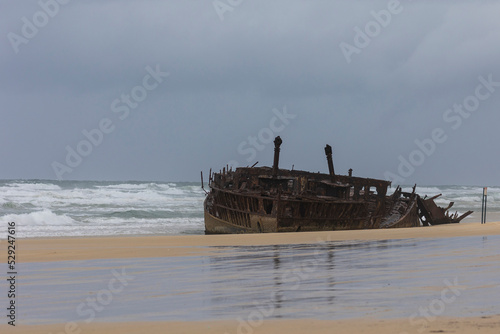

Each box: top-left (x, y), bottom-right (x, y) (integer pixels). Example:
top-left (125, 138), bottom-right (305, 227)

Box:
top-left (203, 137), bottom-right (470, 234)
top-left (204, 166), bottom-right (420, 234)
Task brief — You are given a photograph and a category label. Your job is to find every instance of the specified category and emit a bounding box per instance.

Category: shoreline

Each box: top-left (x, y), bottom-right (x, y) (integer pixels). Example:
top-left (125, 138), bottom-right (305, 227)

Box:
top-left (13, 221), bottom-right (500, 262)
top-left (2, 316), bottom-right (500, 334)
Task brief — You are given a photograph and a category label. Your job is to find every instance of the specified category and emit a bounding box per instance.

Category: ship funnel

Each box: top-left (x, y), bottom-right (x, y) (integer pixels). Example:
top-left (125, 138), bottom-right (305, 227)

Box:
top-left (272, 136), bottom-right (282, 178)
top-left (324, 144), bottom-right (336, 182)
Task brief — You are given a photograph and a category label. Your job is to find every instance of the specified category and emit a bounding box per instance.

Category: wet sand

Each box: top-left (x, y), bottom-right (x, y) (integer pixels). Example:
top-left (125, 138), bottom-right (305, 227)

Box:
top-left (14, 221), bottom-right (500, 262)
top-left (13, 236), bottom-right (500, 323)
top-left (2, 316), bottom-right (500, 334)
top-left (2, 222), bottom-right (499, 333)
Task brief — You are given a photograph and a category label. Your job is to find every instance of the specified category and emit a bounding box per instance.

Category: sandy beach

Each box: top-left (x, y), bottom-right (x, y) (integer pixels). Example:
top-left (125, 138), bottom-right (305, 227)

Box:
top-left (2, 316), bottom-right (500, 334)
top-left (13, 221), bottom-right (500, 262)
top-left (2, 222), bottom-right (500, 333)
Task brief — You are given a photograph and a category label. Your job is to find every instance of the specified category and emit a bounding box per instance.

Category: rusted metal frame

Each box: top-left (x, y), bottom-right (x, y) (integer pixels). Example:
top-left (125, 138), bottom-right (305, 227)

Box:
top-left (280, 199), bottom-right (359, 220)
top-left (210, 186), bottom-right (275, 200)
top-left (212, 202), bottom-right (269, 217)
top-left (235, 167), bottom-right (391, 190)
top-left (369, 214), bottom-right (385, 222)
top-left (218, 205), bottom-right (251, 227)
top-left (337, 203), bottom-right (354, 219)
top-left (210, 191), bottom-right (256, 226)
top-left (207, 151), bottom-right (424, 233)
top-left (417, 196), bottom-right (438, 224)
top-left (213, 186), bottom-right (366, 205)
top-left (327, 202), bottom-right (339, 220)
top-left (284, 196), bottom-right (365, 205)
top-left (375, 185), bottom-right (387, 197)
top-left (272, 136), bottom-right (282, 178)
top-left (352, 184), bottom-right (362, 200)
top-left (457, 210), bottom-right (473, 221)
top-left (248, 196), bottom-right (259, 213)
top-left (276, 204), bottom-right (367, 222)
top-left (369, 197), bottom-right (387, 227)
top-left (387, 186), bottom-right (401, 214)
top-left (344, 176), bottom-right (391, 188)
top-left (324, 144), bottom-right (336, 183)
top-left (278, 216), bottom-right (367, 223)
top-left (210, 208), bottom-right (252, 230)
top-left (312, 201), bottom-right (320, 218)
top-left (337, 202), bottom-right (363, 221)
top-left (386, 197), bottom-right (419, 228)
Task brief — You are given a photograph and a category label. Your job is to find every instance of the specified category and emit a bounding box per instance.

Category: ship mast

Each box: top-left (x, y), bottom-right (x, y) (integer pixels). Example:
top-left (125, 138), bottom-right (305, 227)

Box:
top-left (272, 136), bottom-right (282, 178)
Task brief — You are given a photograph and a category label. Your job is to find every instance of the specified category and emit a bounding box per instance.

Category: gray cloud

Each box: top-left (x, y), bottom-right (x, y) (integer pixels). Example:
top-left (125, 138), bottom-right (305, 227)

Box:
top-left (1, 0), bottom-right (500, 185)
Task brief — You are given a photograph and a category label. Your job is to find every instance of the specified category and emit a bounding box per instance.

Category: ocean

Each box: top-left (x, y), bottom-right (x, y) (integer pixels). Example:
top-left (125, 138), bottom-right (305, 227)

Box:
top-left (0, 180), bottom-right (497, 239)
top-left (0, 180), bottom-right (205, 238)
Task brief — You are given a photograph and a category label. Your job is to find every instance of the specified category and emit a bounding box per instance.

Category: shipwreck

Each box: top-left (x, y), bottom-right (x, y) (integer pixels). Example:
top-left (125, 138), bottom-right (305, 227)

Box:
top-left (202, 137), bottom-right (472, 234)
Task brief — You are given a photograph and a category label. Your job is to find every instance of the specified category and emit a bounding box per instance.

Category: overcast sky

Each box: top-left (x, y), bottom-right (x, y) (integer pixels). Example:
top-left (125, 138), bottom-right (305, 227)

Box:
top-left (1, 0), bottom-right (500, 185)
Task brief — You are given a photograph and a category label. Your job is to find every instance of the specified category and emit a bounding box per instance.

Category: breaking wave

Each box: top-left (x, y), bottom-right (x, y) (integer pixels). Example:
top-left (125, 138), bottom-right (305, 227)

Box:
top-left (0, 180), bottom-right (205, 238)
top-left (0, 180), bottom-right (497, 238)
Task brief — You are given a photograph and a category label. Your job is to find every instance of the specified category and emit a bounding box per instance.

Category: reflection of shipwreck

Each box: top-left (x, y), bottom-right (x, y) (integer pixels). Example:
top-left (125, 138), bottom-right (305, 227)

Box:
top-left (203, 137), bottom-right (472, 234)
